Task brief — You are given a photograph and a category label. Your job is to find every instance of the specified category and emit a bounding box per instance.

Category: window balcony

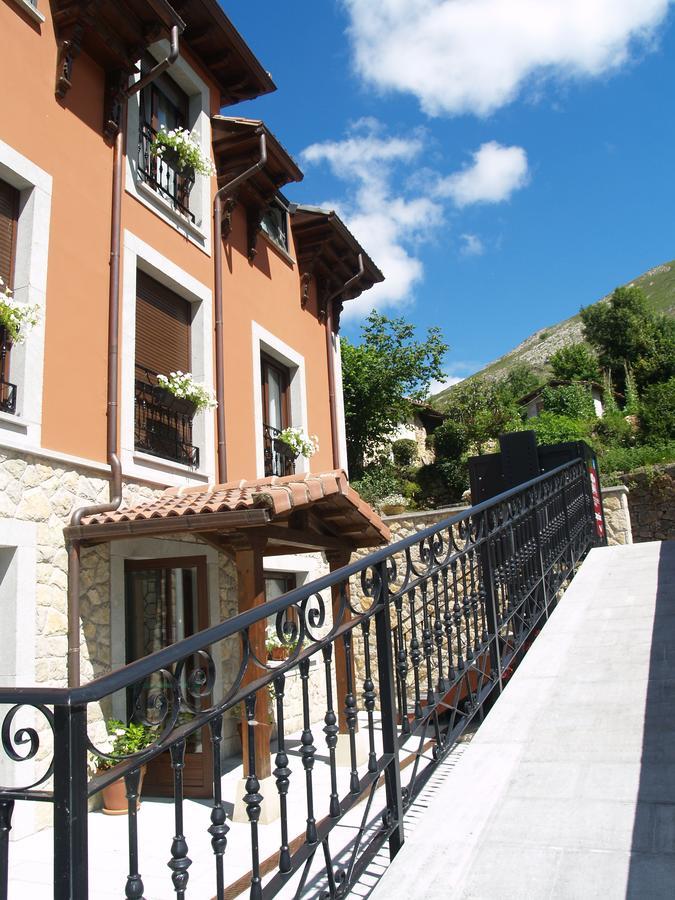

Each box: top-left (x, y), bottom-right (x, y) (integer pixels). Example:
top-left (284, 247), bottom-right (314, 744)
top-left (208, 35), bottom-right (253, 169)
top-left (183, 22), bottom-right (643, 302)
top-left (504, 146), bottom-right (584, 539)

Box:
top-left (263, 423), bottom-right (296, 478)
top-left (0, 328), bottom-right (16, 415)
top-left (137, 123), bottom-right (195, 223)
top-left (134, 366), bottom-right (199, 469)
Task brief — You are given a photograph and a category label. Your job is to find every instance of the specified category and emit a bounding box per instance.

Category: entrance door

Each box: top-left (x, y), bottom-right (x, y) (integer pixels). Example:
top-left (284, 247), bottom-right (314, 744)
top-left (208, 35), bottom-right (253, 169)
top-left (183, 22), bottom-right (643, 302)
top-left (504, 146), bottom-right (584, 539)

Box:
top-left (125, 556), bottom-right (213, 798)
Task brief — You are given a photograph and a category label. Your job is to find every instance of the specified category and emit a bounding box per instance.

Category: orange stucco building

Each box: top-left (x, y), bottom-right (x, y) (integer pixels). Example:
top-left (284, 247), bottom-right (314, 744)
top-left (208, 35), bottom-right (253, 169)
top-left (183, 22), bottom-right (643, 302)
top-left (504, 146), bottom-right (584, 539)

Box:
top-left (0, 0), bottom-right (385, 804)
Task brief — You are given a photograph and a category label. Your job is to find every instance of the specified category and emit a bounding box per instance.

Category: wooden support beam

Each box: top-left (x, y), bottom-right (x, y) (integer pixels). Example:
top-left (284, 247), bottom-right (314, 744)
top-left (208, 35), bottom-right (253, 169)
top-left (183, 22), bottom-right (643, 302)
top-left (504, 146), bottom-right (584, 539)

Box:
top-left (246, 524), bottom-right (351, 553)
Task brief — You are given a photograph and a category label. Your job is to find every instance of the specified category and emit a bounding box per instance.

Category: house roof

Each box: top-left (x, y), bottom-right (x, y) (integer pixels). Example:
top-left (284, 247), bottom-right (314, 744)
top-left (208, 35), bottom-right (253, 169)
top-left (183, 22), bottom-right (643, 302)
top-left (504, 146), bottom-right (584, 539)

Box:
top-left (212, 117), bottom-right (303, 193)
top-left (517, 379), bottom-right (605, 406)
top-left (65, 470), bottom-right (390, 552)
top-left (291, 206), bottom-right (384, 310)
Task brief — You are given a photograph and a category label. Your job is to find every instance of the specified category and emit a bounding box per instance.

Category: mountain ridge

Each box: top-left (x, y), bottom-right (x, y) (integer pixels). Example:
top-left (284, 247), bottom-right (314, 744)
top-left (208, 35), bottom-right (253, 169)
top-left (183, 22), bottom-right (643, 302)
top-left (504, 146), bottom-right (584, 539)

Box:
top-left (433, 260), bottom-right (675, 406)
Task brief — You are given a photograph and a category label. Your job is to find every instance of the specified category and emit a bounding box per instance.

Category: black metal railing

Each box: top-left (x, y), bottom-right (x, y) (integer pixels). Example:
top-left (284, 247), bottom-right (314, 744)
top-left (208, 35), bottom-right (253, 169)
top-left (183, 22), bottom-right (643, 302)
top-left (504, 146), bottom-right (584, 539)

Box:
top-left (0, 328), bottom-right (16, 415)
top-left (135, 365), bottom-right (199, 468)
top-left (263, 423), bottom-right (296, 477)
top-left (0, 457), bottom-right (603, 900)
top-left (137, 123), bottom-right (196, 222)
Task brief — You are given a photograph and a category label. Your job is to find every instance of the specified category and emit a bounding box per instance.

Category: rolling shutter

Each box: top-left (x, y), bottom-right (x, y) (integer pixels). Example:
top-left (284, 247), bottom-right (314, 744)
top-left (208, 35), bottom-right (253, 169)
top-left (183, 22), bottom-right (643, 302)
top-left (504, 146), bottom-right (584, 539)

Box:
top-left (0, 179), bottom-right (18, 287)
top-left (136, 271), bottom-right (191, 379)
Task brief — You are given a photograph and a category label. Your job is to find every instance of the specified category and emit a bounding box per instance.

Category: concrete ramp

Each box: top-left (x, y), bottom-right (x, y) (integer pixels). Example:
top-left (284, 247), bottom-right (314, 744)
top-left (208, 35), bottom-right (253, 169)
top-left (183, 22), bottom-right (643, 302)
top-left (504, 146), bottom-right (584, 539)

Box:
top-left (371, 541), bottom-right (675, 900)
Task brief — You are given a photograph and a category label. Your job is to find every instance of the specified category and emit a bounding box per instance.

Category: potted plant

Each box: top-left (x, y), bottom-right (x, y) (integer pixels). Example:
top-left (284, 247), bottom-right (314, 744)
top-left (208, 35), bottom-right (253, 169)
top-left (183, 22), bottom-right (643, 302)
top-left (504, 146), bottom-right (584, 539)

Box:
top-left (274, 426), bottom-right (319, 461)
top-left (380, 493), bottom-right (408, 516)
top-left (150, 127), bottom-right (216, 178)
top-left (90, 719), bottom-right (156, 815)
top-left (155, 370), bottom-right (217, 417)
top-left (0, 277), bottom-right (39, 347)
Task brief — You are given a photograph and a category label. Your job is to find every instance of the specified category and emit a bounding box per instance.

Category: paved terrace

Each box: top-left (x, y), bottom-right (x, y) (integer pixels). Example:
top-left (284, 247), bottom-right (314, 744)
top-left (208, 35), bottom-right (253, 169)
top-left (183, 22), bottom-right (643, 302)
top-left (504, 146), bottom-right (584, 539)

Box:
top-left (372, 541), bottom-right (675, 900)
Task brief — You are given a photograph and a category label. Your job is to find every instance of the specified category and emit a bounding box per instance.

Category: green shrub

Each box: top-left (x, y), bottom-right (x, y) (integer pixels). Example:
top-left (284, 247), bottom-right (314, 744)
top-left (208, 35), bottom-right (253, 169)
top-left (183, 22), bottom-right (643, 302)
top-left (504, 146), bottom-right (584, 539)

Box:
top-left (549, 343), bottom-right (600, 382)
top-left (392, 438), bottom-right (418, 467)
top-left (540, 383), bottom-right (596, 420)
top-left (593, 411), bottom-right (635, 448)
top-left (351, 460), bottom-right (403, 506)
top-left (415, 460), bottom-right (468, 507)
top-left (432, 420), bottom-right (467, 461)
top-left (598, 440), bottom-right (675, 476)
top-left (640, 377), bottom-right (675, 443)
top-left (529, 413), bottom-right (591, 445)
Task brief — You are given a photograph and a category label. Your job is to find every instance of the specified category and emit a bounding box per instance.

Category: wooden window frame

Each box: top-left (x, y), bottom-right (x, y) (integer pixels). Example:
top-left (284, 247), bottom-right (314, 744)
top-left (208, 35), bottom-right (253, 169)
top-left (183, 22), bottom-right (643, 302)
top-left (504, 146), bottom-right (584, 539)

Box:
top-left (0, 179), bottom-right (19, 388)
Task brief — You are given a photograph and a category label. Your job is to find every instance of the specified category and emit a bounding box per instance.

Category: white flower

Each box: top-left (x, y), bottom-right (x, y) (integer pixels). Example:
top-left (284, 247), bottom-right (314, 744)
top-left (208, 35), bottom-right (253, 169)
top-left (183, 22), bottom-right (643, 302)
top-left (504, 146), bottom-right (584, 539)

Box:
top-left (151, 127), bottom-right (216, 177)
top-left (0, 285), bottom-right (39, 345)
top-left (276, 427), bottom-right (318, 458)
top-left (157, 371), bottom-right (217, 412)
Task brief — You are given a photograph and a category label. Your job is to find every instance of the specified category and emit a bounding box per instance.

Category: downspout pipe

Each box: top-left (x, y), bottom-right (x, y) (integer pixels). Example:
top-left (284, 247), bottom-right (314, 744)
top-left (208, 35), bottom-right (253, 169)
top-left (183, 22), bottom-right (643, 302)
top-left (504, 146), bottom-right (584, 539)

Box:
top-left (213, 132), bottom-right (267, 482)
top-left (66, 28), bottom-right (181, 688)
top-left (325, 253), bottom-right (364, 470)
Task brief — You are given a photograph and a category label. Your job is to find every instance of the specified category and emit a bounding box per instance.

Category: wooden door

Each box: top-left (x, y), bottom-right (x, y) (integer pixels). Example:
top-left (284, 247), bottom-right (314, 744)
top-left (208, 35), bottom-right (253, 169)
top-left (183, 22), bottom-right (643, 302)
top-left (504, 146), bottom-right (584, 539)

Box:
top-left (125, 556), bottom-right (213, 798)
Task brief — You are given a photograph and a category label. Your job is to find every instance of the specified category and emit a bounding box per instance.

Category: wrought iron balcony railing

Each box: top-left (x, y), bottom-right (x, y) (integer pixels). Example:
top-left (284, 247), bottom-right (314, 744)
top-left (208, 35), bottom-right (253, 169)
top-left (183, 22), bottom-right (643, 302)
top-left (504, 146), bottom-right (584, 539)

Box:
top-left (134, 365), bottom-right (199, 469)
top-left (0, 327), bottom-right (16, 415)
top-left (263, 422), bottom-right (296, 477)
top-left (137, 123), bottom-right (196, 223)
top-left (0, 454), bottom-right (604, 900)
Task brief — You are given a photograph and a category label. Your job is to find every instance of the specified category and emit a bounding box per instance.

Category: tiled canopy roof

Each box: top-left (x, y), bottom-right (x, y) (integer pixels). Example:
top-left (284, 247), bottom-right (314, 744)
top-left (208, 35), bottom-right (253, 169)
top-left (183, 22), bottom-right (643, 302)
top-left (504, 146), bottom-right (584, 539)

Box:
top-left (72, 471), bottom-right (390, 550)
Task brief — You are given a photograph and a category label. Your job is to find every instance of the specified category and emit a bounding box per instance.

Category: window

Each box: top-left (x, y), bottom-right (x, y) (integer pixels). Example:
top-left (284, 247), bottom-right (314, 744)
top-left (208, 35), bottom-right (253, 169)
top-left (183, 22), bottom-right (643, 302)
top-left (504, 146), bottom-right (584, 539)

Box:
top-left (260, 201), bottom-right (289, 254)
top-left (261, 354), bottom-right (294, 477)
top-left (0, 180), bottom-right (19, 415)
top-left (134, 271), bottom-right (198, 467)
top-left (137, 58), bottom-right (195, 221)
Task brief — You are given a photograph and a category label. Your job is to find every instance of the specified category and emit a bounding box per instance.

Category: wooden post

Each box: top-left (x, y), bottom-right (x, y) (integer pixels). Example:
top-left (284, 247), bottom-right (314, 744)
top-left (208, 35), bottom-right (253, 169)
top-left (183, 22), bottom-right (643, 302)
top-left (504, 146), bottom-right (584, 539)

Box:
top-left (236, 538), bottom-right (272, 779)
top-left (327, 549), bottom-right (358, 734)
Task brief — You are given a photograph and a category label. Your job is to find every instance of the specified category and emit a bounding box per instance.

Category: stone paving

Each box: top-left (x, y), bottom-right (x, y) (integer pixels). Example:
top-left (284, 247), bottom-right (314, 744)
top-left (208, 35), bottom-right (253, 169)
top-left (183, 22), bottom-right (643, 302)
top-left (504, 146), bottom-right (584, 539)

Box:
top-left (371, 541), bottom-right (675, 900)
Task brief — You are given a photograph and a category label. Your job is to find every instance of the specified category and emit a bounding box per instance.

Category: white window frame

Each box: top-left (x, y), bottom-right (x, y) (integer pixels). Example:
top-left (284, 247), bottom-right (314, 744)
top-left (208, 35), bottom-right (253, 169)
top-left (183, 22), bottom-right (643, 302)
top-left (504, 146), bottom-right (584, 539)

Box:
top-left (125, 41), bottom-right (212, 255)
top-left (109, 538), bottom-right (222, 721)
top-left (9, 0), bottom-right (45, 23)
top-left (0, 139), bottom-right (51, 450)
top-left (331, 331), bottom-right (349, 473)
top-left (121, 230), bottom-right (215, 486)
top-left (252, 322), bottom-right (308, 478)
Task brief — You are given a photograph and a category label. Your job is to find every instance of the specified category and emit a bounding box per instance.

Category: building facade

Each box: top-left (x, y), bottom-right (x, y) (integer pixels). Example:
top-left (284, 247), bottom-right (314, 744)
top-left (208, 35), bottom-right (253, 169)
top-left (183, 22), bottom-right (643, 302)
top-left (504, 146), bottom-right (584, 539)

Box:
top-left (0, 0), bottom-right (385, 813)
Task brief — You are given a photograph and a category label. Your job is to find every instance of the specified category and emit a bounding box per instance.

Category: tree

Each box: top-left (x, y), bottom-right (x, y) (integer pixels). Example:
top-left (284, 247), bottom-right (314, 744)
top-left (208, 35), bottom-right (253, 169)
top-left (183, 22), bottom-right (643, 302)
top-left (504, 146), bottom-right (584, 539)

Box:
top-left (540, 383), bottom-right (596, 420)
top-left (440, 377), bottom-right (522, 454)
top-left (580, 286), bottom-right (675, 390)
top-left (549, 343), bottom-right (600, 383)
top-left (341, 312), bottom-right (448, 475)
top-left (497, 364), bottom-right (541, 402)
top-left (640, 376), bottom-right (675, 443)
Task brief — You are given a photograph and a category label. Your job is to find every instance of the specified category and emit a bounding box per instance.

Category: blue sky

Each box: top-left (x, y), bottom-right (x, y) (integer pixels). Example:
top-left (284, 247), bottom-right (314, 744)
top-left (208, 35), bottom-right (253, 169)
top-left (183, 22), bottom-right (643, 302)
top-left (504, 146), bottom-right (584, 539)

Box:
top-left (228, 1), bottom-right (675, 389)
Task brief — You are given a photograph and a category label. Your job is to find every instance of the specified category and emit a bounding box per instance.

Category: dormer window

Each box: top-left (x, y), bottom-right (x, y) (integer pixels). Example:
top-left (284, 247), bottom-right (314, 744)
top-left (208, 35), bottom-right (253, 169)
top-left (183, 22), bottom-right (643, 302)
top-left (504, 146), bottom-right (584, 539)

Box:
top-left (260, 201), bottom-right (289, 254)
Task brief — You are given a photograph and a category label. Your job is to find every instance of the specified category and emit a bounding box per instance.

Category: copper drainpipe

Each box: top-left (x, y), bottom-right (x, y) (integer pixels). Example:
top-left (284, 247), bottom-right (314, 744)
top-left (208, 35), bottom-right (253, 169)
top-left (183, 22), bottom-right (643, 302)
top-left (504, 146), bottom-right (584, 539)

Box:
top-left (324, 253), bottom-right (364, 471)
top-left (66, 27), bottom-right (181, 687)
top-left (213, 131), bottom-right (267, 482)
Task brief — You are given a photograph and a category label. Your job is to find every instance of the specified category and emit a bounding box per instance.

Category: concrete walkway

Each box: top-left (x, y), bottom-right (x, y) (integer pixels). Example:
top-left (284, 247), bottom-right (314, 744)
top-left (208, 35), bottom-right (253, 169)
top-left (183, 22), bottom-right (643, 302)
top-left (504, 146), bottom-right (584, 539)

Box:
top-left (371, 541), bottom-right (675, 900)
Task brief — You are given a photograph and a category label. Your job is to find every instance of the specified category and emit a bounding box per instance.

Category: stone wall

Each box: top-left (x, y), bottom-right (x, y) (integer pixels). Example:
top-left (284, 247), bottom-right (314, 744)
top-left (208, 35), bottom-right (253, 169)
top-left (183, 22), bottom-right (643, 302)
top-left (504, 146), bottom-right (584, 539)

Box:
top-left (620, 463), bottom-right (675, 543)
top-left (601, 486), bottom-right (633, 546)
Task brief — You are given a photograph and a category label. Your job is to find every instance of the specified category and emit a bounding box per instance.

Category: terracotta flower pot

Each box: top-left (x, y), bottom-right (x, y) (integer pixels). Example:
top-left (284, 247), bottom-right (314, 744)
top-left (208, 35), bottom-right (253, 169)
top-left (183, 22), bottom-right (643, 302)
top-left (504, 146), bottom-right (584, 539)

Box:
top-left (101, 764), bottom-right (147, 816)
top-left (269, 646), bottom-right (287, 661)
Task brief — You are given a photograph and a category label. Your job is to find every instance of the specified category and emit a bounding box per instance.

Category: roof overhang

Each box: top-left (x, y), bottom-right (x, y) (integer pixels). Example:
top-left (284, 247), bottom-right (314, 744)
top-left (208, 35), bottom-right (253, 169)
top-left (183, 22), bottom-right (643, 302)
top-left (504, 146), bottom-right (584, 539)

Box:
top-left (212, 117), bottom-right (303, 258)
top-left (65, 470), bottom-right (391, 554)
top-left (52, 0), bottom-right (274, 116)
top-left (291, 206), bottom-right (384, 326)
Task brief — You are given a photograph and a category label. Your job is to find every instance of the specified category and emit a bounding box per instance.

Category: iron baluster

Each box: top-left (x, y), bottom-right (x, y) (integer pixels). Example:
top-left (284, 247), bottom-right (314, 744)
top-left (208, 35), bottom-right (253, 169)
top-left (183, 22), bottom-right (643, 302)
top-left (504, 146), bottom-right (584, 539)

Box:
top-left (460, 555), bottom-right (474, 663)
top-left (272, 673), bottom-right (292, 873)
top-left (431, 572), bottom-right (446, 695)
top-left (442, 566), bottom-right (456, 684)
top-left (321, 645), bottom-right (340, 820)
top-left (208, 715), bottom-right (229, 900)
top-left (360, 619), bottom-right (378, 774)
top-left (342, 632), bottom-right (360, 794)
top-left (419, 579), bottom-right (435, 708)
top-left (243, 694), bottom-right (263, 899)
top-left (480, 512), bottom-right (504, 695)
top-left (299, 658), bottom-right (318, 844)
top-left (124, 768), bottom-right (145, 900)
top-left (374, 560), bottom-right (405, 858)
top-left (167, 740), bottom-right (191, 899)
top-left (408, 589), bottom-right (423, 719)
top-left (394, 593), bottom-right (410, 734)
top-left (0, 798), bottom-right (13, 900)
top-left (53, 704), bottom-right (89, 900)
top-left (468, 549), bottom-right (481, 653)
top-left (451, 559), bottom-right (464, 671)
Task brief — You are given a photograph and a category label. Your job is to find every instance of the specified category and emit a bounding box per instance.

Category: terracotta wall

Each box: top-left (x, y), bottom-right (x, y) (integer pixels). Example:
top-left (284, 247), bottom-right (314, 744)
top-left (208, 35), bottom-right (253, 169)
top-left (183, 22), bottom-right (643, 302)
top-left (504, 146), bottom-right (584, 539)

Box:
top-left (0, 1), bottom-right (335, 480)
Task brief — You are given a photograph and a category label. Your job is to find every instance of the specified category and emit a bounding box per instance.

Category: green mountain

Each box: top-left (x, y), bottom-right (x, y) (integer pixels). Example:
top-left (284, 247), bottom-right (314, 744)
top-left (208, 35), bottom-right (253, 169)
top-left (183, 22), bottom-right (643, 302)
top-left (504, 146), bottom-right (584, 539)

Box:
top-left (433, 261), bottom-right (675, 407)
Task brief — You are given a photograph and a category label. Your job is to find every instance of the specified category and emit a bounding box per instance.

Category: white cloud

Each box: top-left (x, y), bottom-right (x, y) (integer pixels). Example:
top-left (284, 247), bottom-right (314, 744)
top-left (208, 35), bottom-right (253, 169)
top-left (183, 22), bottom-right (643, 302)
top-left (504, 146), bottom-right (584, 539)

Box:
top-left (429, 374), bottom-right (463, 395)
top-left (459, 233), bottom-right (485, 257)
top-left (301, 121), bottom-right (443, 318)
top-left (438, 143), bottom-right (529, 207)
top-left (300, 123), bottom-right (529, 319)
top-left (344, 0), bottom-right (670, 116)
